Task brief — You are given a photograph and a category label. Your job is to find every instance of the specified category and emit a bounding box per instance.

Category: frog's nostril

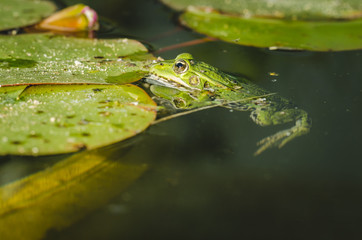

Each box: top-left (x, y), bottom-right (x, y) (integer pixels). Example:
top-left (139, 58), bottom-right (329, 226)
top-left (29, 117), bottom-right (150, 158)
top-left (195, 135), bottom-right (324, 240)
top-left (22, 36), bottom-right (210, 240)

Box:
top-left (173, 97), bottom-right (187, 108)
top-left (189, 75), bottom-right (200, 86)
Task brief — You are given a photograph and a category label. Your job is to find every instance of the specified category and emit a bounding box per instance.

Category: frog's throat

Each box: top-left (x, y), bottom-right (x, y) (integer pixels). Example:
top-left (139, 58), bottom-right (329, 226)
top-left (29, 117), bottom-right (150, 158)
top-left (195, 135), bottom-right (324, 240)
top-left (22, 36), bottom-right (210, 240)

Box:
top-left (146, 73), bottom-right (198, 91)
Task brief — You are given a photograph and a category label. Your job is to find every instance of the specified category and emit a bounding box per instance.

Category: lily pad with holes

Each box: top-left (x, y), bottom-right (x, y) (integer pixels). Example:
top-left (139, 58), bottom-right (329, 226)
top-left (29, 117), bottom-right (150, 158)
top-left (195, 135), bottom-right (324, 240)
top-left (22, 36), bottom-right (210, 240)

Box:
top-left (0, 84), bottom-right (157, 156)
top-left (0, 0), bottom-right (57, 31)
top-left (161, 0), bottom-right (362, 51)
top-left (0, 34), bottom-right (153, 86)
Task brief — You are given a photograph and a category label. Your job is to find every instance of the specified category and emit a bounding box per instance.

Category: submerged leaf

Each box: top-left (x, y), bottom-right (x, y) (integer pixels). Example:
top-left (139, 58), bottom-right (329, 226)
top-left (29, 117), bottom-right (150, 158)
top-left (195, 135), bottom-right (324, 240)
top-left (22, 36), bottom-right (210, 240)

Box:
top-left (0, 84), bottom-right (157, 156)
top-left (0, 34), bottom-right (153, 85)
top-left (0, 0), bottom-right (56, 31)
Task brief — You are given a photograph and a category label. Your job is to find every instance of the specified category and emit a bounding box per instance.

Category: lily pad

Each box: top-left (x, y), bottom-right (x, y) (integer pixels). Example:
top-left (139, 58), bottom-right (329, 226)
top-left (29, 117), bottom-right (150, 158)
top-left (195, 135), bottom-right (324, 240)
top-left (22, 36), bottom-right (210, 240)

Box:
top-left (161, 0), bottom-right (362, 20)
top-left (0, 0), bottom-right (56, 31)
top-left (0, 34), bottom-right (153, 85)
top-left (161, 0), bottom-right (362, 51)
top-left (180, 7), bottom-right (362, 51)
top-left (0, 84), bottom-right (157, 156)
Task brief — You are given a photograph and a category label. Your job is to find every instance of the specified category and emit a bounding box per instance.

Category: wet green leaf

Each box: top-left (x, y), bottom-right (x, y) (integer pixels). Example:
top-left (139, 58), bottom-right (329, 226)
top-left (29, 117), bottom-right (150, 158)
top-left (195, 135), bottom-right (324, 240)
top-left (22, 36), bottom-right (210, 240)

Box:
top-left (0, 0), bottom-right (56, 31)
top-left (179, 7), bottom-right (362, 51)
top-left (161, 0), bottom-right (362, 51)
top-left (0, 149), bottom-right (148, 240)
top-left (161, 0), bottom-right (362, 20)
top-left (106, 70), bottom-right (149, 84)
top-left (0, 84), bottom-right (157, 156)
top-left (0, 34), bottom-right (153, 85)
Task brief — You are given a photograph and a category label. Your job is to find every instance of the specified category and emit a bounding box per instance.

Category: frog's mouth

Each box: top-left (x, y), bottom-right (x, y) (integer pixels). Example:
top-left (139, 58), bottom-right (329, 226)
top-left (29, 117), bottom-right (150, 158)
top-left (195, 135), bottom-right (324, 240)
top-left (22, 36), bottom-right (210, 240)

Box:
top-left (145, 74), bottom-right (197, 92)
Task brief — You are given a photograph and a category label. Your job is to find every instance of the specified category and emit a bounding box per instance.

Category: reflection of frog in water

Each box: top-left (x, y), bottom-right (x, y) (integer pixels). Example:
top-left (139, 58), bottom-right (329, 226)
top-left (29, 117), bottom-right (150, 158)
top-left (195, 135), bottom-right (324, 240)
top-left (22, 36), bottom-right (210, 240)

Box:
top-left (146, 53), bottom-right (311, 155)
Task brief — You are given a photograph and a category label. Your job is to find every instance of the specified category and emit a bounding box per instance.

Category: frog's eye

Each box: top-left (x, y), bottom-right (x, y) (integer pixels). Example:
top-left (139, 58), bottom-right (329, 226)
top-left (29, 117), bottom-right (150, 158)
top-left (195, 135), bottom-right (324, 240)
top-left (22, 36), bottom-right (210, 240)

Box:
top-left (173, 59), bottom-right (189, 74)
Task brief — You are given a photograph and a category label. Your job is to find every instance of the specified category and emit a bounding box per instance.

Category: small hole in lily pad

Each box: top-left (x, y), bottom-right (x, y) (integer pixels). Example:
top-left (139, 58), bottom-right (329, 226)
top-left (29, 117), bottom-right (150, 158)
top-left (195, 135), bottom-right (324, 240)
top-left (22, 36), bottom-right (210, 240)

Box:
top-left (11, 140), bottom-right (23, 145)
top-left (99, 111), bottom-right (112, 117)
top-left (99, 100), bottom-right (111, 104)
top-left (56, 122), bottom-right (74, 128)
top-left (92, 88), bottom-right (104, 93)
top-left (28, 133), bottom-right (42, 138)
top-left (81, 132), bottom-right (91, 137)
top-left (78, 119), bottom-right (90, 125)
top-left (36, 110), bottom-right (45, 114)
top-left (126, 63), bottom-right (137, 67)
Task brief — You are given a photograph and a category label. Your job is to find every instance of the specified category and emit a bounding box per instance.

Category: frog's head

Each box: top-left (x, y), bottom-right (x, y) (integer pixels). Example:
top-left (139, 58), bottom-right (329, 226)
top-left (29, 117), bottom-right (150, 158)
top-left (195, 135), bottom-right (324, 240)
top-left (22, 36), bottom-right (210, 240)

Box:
top-left (148, 53), bottom-right (238, 92)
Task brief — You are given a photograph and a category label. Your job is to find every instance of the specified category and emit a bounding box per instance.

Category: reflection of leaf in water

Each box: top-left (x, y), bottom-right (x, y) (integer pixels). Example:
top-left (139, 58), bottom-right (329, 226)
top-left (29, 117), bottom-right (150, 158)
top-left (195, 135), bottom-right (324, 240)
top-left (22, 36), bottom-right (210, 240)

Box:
top-left (0, 149), bottom-right (148, 240)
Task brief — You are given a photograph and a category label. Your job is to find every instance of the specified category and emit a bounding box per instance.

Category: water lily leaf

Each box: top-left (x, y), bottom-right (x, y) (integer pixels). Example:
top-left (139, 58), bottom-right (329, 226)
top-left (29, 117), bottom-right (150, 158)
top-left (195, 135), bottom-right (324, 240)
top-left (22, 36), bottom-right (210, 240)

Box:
top-left (0, 149), bottom-right (148, 240)
top-left (179, 7), bottom-right (362, 51)
top-left (161, 0), bottom-right (362, 20)
top-left (0, 0), bottom-right (56, 31)
top-left (0, 84), bottom-right (157, 156)
top-left (0, 34), bottom-right (153, 85)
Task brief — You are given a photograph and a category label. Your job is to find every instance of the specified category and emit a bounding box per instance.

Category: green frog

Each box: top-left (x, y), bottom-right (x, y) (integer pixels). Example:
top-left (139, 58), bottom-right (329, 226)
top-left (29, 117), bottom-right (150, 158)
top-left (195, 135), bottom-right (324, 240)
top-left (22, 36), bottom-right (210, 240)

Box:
top-left (146, 53), bottom-right (311, 155)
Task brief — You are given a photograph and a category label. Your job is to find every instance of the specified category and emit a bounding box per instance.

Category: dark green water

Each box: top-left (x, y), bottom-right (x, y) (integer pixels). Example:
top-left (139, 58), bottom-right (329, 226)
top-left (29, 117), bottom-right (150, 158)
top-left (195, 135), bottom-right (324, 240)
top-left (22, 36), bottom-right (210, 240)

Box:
top-left (2, 0), bottom-right (362, 239)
